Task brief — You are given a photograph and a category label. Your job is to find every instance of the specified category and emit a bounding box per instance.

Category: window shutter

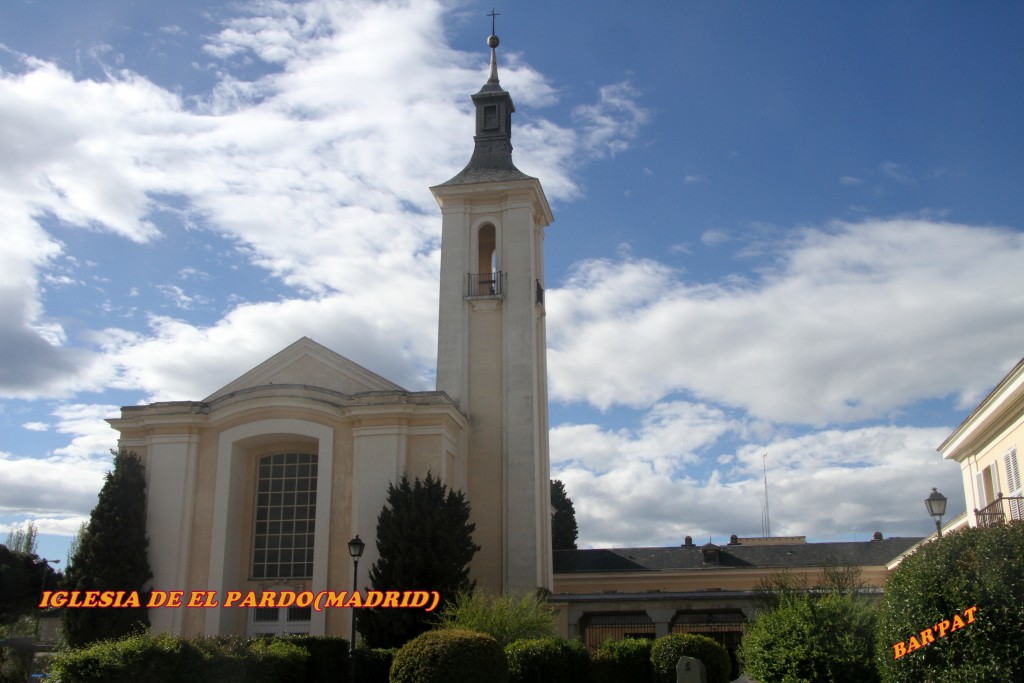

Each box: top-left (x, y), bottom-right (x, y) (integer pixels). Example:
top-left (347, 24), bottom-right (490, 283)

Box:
top-left (976, 471), bottom-right (987, 509)
top-left (1003, 448), bottom-right (1023, 520)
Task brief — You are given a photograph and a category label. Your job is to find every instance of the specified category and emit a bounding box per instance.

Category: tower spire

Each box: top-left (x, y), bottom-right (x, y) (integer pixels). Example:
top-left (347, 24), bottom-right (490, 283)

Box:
top-left (486, 9), bottom-right (501, 84)
top-left (436, 10), bottom-right (531, 186)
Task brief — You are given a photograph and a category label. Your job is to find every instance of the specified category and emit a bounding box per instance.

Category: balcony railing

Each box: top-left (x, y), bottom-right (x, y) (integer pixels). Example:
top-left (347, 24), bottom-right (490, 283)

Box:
top-left (467, 271), bottom-right (503, 297)
top-left (975, 492), bottom-right (1024, 528)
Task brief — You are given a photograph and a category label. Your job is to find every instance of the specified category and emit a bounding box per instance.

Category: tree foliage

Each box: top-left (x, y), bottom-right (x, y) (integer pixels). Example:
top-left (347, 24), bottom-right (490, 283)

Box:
top-left (651, 633), bottom-right (731, 683)
top-left (504, 637), bottom-right (590, 683)
top-left (389, 628), bottom-right (508, 683)
top-left (752, 561), bottom-right (868, 610)
top-left (0, 546), bottom-right (44, 625)
top-left (434, 590), bottom-right (557, 647)
top-left (62, 450), bottom-right (153, 646)
top-left (590, 637), bottom-right (652, 683)
top-left (740, 591), bottom-right (879, 683)
top-left (358, 473), bottom-right (479, 648)
top-left (4, 522), bottom-right (38, 555)
top-left (550, 480), bottom-right (578, 551)
top-left (876, 523), bottom-right (1024, 682)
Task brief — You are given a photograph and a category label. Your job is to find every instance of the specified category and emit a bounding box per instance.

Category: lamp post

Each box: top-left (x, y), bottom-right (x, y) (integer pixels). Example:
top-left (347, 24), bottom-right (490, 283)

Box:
top-left (925, 487), bottom-right (948, 538)
top-left (347, 535), bottom-right (365, 681)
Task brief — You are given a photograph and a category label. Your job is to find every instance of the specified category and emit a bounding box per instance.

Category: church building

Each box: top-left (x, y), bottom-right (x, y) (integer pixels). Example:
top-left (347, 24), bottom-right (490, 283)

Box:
top-left (108, 28), bottom-right (553, 639)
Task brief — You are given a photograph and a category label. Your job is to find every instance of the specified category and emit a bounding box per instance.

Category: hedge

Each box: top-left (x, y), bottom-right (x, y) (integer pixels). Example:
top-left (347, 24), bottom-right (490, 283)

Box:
top-left (49, 633), bottom-right (310, 683)
top-left (739, 592), bottom-right (878, 683)
top-left (590, 637), bottom-right (652, 683)
top-left (353, 647), bottom-right (397, 683)
top-left (650, 633), bottom-right (731, 683)
top-left (505, 637), bottom-right (590, 683)
top-left (389, 628), bottom-right (508, 683)
top-left (876, 523), bottom-right (1024, 682)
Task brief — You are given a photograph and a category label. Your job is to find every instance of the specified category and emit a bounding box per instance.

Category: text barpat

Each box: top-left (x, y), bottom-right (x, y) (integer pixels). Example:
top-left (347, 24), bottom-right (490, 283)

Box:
top-left (892, 606), bottom-right (977, 660)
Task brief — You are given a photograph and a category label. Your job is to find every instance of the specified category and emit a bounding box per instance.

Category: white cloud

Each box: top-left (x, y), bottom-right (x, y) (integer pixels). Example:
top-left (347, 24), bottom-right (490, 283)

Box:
top-left (548, 219), bottom-right (1024, 425)
top-left (0, 451), bottom-right (108, 518)
top-left (0, 0), bottom-right (646, 403)
top-left (553, 415), bottom-right (960, 548)
top-left (96, 292), bottom-right (440, 401)
top-left (572, 82), bottom-right (650, 159)
top-left (880, 161), bottom-right (916, 186)
top-left (0, 404), bottom-right (118, 525)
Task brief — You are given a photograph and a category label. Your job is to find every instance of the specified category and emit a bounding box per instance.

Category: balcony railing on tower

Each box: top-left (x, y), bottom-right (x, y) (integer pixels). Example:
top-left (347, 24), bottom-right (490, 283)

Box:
top-left (467, 271), bottom-right (504, 297)
top-left (975, 492), bottom-right (1024, 528)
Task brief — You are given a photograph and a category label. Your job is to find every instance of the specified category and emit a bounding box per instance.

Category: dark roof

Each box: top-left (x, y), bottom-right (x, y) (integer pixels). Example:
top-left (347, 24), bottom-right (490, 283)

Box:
top-left (436, 138), bottom-right (533, 186)
top-left (553, 537), bottom-right (923, 574)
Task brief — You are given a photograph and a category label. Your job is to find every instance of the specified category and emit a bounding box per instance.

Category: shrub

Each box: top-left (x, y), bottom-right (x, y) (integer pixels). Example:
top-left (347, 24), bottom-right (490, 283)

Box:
top-left (284, 635), bottom-right (349, 683)
top-left (354, 647), bottom-right (397, 683)
top-left (389, 628), bottom-right (508, 683)
top-left (650, 633), bottom-right (731, 683)
top-left (434, 590), bottom-right (557, 647)
top-left (49, 633), bottom-right (308, 683)
top-left (242, 638), bottom-right (308, 683)
top-left (505, 637), bottom-right (590, 683)
top-left (876, 523), bottom-right (1024, 682)
top-left (590, 637), bottom-right (652, 683)
top-left (739, 592), bottom-right (878, 683)
top-left (50, 633), bottom-right (203, 683)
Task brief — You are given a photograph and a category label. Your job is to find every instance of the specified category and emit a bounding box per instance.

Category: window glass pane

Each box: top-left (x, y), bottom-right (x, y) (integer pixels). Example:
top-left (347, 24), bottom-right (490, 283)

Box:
top-left (253, 607), bottom-right (278, 623)
top-left (252, 452), bottom-right (318, 580)
top-left (288, 606), bottom-right (312, 623)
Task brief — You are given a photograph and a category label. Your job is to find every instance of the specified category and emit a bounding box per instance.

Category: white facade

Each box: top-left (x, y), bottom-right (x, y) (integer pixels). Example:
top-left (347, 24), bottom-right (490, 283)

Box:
top-left (939, 357), bottom-right (1024, 528)
top-left (108, 31), bottom-right (555, 637)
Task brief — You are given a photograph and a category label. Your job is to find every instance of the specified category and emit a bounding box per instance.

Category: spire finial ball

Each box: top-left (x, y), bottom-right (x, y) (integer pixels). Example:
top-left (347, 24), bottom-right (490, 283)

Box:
top-left (487, 34), bottom-right (499, 49)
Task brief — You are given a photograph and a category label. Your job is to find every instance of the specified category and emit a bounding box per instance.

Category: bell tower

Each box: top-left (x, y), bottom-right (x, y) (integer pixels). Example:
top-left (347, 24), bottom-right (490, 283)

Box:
top-left (431, 23), bottom-right (553, 593)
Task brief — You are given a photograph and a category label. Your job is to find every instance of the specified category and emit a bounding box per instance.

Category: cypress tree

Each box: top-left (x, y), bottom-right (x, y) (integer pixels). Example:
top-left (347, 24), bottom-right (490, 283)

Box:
top-left (550, 479), bottom-right (578, 550)
top-left (62, 450), bottom-right (152, 646)
top-left (358, 473), bottom-right (479, 648)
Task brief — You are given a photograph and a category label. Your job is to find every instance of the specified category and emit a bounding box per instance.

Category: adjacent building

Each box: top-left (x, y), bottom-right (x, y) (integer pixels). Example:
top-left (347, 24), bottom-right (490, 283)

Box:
top-left (938, 357), bottom-right (1024, 529)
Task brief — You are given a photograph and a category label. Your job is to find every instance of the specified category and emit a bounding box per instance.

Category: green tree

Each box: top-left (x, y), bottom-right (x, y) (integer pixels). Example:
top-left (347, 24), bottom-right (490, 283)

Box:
top-left (876, 523), bottom-right (1024, 682)
top-left (434, 590), bottom-right (557, 647)
top-left (66, 521), bottom-right (87, 569)
top-left (61, 450), bottom-right (153, 646)
top-left (550, 480), bottom-right (578, 551)
top-left (739, 591), bottom-right (879, 683)
top-left (4, 521), bottom-right (38, 555)
top-left (358, 473), bottom-right (479, 648)
top-left (651, 633), bottom-right (731, 683)
top-left (0, 547), bottom-right (38, 625)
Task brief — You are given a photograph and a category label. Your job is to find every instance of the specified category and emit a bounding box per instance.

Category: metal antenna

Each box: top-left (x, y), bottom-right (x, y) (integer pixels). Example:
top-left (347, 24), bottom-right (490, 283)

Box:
top-left (761, 453), bottom-right (771, 537)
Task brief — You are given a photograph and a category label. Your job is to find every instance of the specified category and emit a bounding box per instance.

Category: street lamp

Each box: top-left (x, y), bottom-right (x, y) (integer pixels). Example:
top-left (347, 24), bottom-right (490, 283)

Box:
top-left (925, 488), bottom-right (948, 538)
top-left (347, 535), bottom-right (366, 680)
top-left (34, 558), bottom-right (61, 590)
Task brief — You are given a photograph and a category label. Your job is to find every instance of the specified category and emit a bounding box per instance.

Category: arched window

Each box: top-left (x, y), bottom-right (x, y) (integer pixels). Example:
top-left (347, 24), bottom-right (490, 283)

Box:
top-left (478, 223), bottom-right (496, 274)
top-left (470, 223), bottom-right (499, 296)
top-left (251, 452), bottom-right (318, 580)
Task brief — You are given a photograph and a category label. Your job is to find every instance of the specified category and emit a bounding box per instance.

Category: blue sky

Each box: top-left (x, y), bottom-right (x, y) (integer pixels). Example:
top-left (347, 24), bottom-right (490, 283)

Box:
top-left (2, 0), bottom-right (1022, 565)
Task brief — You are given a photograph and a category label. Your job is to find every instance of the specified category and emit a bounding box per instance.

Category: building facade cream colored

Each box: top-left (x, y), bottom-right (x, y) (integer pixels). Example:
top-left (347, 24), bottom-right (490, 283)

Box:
top-left (108, 32), bottom-right (553, 638)
top-left (938, 357), bottom-right (1024, 529)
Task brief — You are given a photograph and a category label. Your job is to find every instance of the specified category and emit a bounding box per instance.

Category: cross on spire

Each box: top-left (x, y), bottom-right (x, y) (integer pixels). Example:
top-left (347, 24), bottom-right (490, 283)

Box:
top-left (488, 8), bottom-right (500, 36)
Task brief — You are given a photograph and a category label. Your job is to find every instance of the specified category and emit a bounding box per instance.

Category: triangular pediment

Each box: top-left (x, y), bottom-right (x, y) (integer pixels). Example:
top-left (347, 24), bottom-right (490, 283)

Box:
top-left (203, 337), bottom-right (404, 402)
